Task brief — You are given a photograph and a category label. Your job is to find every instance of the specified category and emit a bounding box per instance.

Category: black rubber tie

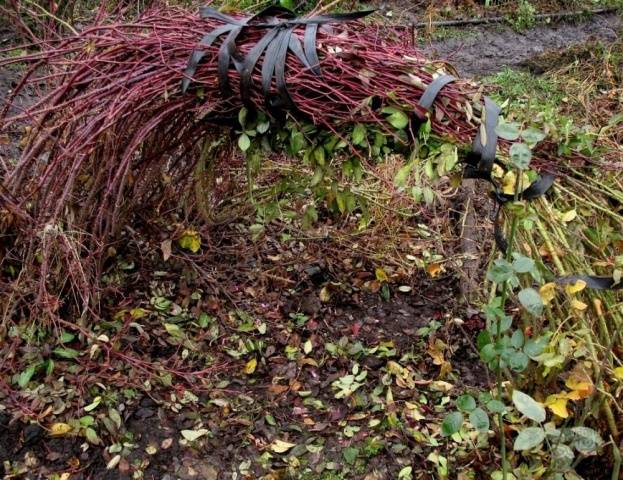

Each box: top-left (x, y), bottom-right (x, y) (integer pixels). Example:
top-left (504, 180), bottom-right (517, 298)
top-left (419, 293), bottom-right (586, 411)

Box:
top-left (557, 275), bottom-right (623, 290)
top-left (418, 74), bottom-right (456, 111)
top-left (182, 6), bottom-right (375, 107)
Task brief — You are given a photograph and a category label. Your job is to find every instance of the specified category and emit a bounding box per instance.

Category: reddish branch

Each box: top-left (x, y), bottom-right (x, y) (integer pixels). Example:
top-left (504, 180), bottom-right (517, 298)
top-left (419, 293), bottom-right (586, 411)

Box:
top-left (0, 6), bottom-right (483, 317)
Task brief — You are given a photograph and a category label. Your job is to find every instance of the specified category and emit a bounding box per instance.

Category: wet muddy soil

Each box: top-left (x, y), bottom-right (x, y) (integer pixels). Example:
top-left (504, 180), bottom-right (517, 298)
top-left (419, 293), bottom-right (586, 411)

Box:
top-left (423, 12), bottom-right (621, 77)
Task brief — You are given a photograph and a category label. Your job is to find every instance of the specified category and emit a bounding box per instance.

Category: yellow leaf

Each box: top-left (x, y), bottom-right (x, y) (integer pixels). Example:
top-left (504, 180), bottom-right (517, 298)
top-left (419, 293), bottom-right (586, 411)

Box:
top-left (565, 365), bottom-right (594, 399)
top-left (560, 209), bottom-right (577, 223)
top-left (429, 380), bottom-right (454, 392)
top-left (164, 323), bottom-right (182, 337)
top-left (49, 422), bottom-right (73, 437)
top-left (130, 307), bottom-right (149, 319)
top-left (438, 360), bottom-right (453, 380)
top-left (502, 171), bottom-right (517, 195)
top-left (567, 381), bottom-right (593, 399)
top-left (502, 171), bottom-right (530, 195)
top-left (571, 299), bottom-right (587, 311)
top-left (427, 339), bottom-right (446, 366)
top-left (491, 163), bottom-right (504, 179)
top-left (545, 395), bottom-right (569, 418)
top-left (426, 262), bottom-right (444, 278)
top-left (404, 401), bottom-right (425, 421)
top-left (375, 267), bottom-right (389, 283)
top-left (244, 358), bottom-right (257, 375)
top-left (539, 282), bottom-right (557, 305)
top-left (178, 229), bottom-right (201, 253)
top-left (565, 280), bottom-right (587, 294)
top-left (613, 367), bottom-right (623, 381)
top-left (563, 390), bottom-right (583, 400)
top-left (270, 439), bottom-right (296, 453)
top-left (319, 286), bottom-right (331, 303)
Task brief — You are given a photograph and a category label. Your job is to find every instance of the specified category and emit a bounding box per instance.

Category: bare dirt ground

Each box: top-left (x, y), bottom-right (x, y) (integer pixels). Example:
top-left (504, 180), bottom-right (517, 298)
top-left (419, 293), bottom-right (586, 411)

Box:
top-left (422, 11), bottom-right (621, 77)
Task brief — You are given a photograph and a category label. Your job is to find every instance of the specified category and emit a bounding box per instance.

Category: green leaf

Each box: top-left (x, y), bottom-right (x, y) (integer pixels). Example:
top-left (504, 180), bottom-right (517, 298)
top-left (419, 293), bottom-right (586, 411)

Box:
top-left (238, 107), bottom-right (248, 127)
top-left (480, 344), bottom-right (496, 363)
top-left (342, 447), bottom-right (359, 464)
top-left (398, 466), bottom-right (413, 480)
top-left (164, 323), bottom-right (183, 337)
top-left (510, 329), bottom-right (524, 349)
top-left (441, 411), bottom-right (463, 437)
top-left (478, 391), bottom-right (492, 404)
top-left (85, 427), bottom-right (100, 445)
top-left (290, 130), bottom-right (306, 153)
top-left (79, 415), bottom-right (95, 427)
top-left (394, 162), bottom-right (413, 188)
top-left (60, 331), bottom-right (75, 344)
top-left (352, 124), bottom-right (367, 146)
top-left (53, 348), bottom-right (80, 359)
top-left (109, 408), bottom-right (122, 429)
top-left (456, 394), bottom-right (476, 412)
top-left (487, 259), bottom-right (514, 283)
top-left (84, 396), bottom-right (101, 412)
top-left (513, 427), bottom-right (545, 451)
top-left (302, 205), bottom-right (318, 230)
top-left (509, 142), bottom-right (532, 170)
top-left (486, 399), bottom-right (507, 414)
top-left (198, 313), bottom-right (212, 328)
top-left (310, 166), bottom-right (324, 187)
top-left (257, 121), bottom-right (270, 134)
top-left (16, 365), bottom-right (37, 388)
top-left (495, 121), bottom-right (520, 141)
top-left (509, 351), bottom-right (529, 372)
top-left (511, 253), bottom-right (535, 274)
top-left (512, 390), bottom-right (546, 423)
top-left (382, 107), bottom-right (409, 129)
top-left (238, 133), bottom-right (251, 152)
top-left (524, 335), bottom-right (548, 359)
top-left (476, 330), bottom-right (491, 350)
top-left (279, 0), bottom-right (295, 9)
top-left (313, 146), bottom-right (326, 165)
top-left (571, 426), bottom-right (603, 454)
top-left (552, 444), bottom-right (574, 466)
top-left (44, 359), bottom-right (54, 376)
top-left (469, 408), bottom-right (490, 432)
top-left (518, 288), bottom-right (543, 316)
top-left (521, 127), bottom-right (545, 145)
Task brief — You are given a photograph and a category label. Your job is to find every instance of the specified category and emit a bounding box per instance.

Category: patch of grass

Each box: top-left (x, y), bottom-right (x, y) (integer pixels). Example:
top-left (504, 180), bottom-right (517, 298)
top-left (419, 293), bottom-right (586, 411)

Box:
top-left (484, 67), bottom-right (564, 109)
top-left (506, 0), bottom-right (537, 30)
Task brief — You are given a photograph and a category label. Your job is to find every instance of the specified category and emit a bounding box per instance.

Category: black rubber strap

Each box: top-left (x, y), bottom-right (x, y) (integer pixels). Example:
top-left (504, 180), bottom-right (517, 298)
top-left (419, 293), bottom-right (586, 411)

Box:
top-left (181, 23), bottom-right (236, 93)
top-left (557, 275), bottom-right (623, 290)
top-left (217, 26), bottom-right (244, 95)
top-left (271, 26), bottom-right (296, 109)
top-left (495, 173), bottom-right (556, 204)
top-left (199, 6), bottom-right (245, 25)
top-left (304, 23), bottom-right (321, 75)
top-left (418, 74), bottom-right (456, 111)
top-left (472, 96), bottom-right (501, 174)
top-left (460, 94), bottom-right (555, 256)
top-left (182, 6), bottom-right (374, 104)
top-left (288, 31), bottom-right (314, 72)
top-left (239, 28), bottom-right (281, 104)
